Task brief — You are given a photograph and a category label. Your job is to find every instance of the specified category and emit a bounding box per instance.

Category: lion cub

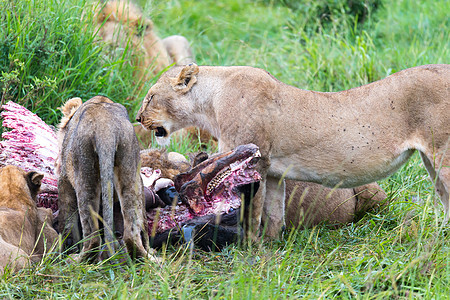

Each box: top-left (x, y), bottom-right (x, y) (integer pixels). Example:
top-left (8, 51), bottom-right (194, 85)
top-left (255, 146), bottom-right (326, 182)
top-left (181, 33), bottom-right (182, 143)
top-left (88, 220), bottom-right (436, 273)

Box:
top-left (0, 165), bottom-right (58, 273)
top-left (56, 96), bottom-right (153, 262)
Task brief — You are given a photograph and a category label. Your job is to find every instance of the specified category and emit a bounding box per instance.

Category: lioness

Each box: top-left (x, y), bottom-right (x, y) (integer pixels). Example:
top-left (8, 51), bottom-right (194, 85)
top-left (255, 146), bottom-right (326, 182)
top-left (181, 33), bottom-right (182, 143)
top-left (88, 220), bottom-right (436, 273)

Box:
top-left (57, 96), bottom-right (153, 262)
top-left (136, 63), bottom-right (450, 239)
top-left (284, 181), bottom-right (387, 229)
top-left (94, 0), bottom-right (194, 79)
top-left (93, 1), bottom-right (216, 149)
top-left (0, 165), bottom-right (58, 273)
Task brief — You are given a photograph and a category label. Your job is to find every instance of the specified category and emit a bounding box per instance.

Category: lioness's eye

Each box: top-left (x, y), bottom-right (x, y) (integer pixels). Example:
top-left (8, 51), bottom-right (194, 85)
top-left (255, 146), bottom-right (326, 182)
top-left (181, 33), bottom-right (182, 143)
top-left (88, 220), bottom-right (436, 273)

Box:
top-left (144, 95), bottom-right (153, 104)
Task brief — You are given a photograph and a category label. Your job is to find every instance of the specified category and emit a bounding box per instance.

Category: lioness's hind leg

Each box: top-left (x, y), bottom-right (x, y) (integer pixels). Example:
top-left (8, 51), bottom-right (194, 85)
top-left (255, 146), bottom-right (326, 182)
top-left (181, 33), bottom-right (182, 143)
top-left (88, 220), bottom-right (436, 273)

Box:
top-left (419, 151), bottom-right (450, 223)
top-left (57, 177), bottom-right (80, 250)
top-left (115, 168), bottom-right (150, 260)
top-left (436, 167), bottom-right (450, 223)
top-left (240, 152), bottom-right (271, 241)
top-left (76, 183), bottom-right (102, 262)
top-left (246, 175), bottom-right (265, 241)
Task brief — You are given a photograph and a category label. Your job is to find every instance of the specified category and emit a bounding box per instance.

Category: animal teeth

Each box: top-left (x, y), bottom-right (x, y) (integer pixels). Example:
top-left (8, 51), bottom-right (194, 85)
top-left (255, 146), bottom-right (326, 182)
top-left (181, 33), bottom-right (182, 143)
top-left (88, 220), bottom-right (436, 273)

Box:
top-left (207, 169), bottom-right (232, 193)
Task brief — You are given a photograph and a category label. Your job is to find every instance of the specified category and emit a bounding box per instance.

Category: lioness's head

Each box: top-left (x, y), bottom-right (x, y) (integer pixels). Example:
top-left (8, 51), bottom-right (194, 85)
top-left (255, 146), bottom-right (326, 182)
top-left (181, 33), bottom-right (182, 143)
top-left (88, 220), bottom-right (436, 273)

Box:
top-left (94, 0), bottom-right (154, 42)
top-left (136, 63), bottom-right (199, 146)
top-left (0, 165), bottom-right (44, 206)
top-left (93, 1), bottom-right (170, 79)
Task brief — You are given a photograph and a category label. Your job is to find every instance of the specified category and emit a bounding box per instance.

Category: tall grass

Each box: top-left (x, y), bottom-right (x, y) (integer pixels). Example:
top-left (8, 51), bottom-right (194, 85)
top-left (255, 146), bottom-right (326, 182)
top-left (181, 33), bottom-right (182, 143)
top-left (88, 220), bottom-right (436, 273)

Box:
top-left (0, 0), bottom-right (150, 124)
top-left (0, 0), bottom-right (449, 298)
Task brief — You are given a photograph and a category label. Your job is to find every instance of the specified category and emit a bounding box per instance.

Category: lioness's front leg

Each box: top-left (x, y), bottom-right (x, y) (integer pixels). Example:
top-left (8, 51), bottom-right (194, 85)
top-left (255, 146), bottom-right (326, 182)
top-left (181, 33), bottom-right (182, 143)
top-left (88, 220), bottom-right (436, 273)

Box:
top-left (244, 156), bottom-right (274, 241)
top-left (116, 169), bottom-right (154, 260)
top-left (245, 174), bottom-right (265, 240)
top-left (262, 176), bottom-right (286, 239)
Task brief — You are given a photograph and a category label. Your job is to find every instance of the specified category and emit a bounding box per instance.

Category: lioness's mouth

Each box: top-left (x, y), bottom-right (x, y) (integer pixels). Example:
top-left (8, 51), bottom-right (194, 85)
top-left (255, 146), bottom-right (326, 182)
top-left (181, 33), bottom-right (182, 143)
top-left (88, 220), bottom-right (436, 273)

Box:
top-left (155, 126), bottom-right (167, 137)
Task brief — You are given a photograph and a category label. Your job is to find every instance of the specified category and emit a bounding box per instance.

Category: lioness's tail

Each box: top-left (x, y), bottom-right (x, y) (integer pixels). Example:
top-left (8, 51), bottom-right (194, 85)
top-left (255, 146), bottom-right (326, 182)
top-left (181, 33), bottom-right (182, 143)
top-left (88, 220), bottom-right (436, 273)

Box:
top-left (97, 138), bottom-right (117, 257)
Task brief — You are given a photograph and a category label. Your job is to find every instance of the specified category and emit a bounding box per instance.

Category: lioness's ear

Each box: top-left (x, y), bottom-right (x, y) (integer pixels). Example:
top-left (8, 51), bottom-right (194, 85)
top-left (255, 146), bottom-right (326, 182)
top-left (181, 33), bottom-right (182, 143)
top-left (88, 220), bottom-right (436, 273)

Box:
top-left (170, 63), bottom-right (199, 93)
top-left (25, 171), bottom-right (44, 199)
top-left (58, 97), bottom-right (82, 129)
top-left (59, 97), bottom-right (82, 118)
top-left (27, 172), bottom-right (44, 186)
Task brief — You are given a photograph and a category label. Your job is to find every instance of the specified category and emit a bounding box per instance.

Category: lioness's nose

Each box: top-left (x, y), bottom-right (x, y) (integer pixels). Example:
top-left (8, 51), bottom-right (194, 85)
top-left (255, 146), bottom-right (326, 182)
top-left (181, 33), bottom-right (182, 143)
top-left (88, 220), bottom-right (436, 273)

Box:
top-left (136, 115), bottom-right (141, 122)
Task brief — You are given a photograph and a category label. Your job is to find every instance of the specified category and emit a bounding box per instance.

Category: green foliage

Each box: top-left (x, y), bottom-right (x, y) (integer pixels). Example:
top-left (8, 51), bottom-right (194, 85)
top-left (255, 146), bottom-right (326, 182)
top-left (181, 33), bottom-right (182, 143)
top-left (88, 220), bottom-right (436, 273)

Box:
top-left (148, 0), bottom-right (448, 92)
top-left (0, 0), bottom-right (449, 298)
top-left (263, 0), bottom-right (382, 27)
top-left (0, 0), bottom-right (151, 124)
top-left (1, 60), bottom-right (57, 107)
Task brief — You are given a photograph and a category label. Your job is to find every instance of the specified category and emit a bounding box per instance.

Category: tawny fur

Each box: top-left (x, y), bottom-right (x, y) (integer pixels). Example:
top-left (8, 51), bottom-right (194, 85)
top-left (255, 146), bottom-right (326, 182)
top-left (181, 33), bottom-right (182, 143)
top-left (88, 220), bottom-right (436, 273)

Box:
top-left (57, 96), bottom-right (154, 262)
top-left (92, 0), bottom-right (215, 148)
top-left (94, 0), bottom-right (194, 79)
top-left (55, 97), bottom-right (83, 176)
top-left (141, 148), bottom-right (388, 229)
top-left (57, 97), bottom-right (82, 130)
top-left (140, 148), bottom-right (191, 180)
top-left (0, 165), bottom-right (58, 273)
top-left (284, 181), bottom-right (387, 229)
top-left (136, 63), bottom-right (450, 239)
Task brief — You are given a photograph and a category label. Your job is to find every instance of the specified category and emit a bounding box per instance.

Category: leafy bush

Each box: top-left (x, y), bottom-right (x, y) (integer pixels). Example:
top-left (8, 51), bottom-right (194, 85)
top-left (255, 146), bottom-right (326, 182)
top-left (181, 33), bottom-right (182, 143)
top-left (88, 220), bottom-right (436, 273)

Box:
top-left (262, 0), bottom-right (382, 26)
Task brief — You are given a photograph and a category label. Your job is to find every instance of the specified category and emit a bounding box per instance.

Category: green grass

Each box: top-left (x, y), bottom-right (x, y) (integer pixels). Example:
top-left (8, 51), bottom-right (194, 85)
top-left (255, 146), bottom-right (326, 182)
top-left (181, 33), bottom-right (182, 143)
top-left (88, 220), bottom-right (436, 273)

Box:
top-left (1, 0), bottom-right (449, 298)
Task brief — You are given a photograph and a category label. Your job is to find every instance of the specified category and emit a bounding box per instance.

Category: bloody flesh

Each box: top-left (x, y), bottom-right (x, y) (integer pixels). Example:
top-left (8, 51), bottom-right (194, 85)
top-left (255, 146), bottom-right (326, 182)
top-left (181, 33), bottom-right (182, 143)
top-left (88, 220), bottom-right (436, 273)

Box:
top-left (0, 101), bottom-right (261, 234)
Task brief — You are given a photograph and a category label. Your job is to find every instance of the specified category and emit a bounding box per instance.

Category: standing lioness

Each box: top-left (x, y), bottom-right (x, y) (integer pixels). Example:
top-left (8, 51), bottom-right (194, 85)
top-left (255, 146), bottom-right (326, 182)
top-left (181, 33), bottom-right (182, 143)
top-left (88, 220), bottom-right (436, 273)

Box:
top-left (57, 96), bottom-right (153, 262)
top-left (136, 64), bottom-right (450, 239)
